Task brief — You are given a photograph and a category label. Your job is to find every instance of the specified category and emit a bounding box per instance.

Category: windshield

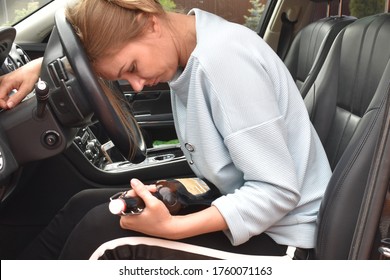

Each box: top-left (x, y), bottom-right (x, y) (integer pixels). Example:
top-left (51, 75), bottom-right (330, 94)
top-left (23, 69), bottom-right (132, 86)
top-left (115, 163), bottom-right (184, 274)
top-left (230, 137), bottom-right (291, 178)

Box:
top-left (0, 0), bottom-right (53, 26)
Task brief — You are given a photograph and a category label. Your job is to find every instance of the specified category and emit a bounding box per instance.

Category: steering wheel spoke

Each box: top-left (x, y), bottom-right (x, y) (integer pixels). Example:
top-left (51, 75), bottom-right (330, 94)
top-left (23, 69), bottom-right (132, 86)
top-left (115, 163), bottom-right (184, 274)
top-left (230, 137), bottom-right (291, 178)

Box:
top-left (41, 10), bottom-right (146, 163)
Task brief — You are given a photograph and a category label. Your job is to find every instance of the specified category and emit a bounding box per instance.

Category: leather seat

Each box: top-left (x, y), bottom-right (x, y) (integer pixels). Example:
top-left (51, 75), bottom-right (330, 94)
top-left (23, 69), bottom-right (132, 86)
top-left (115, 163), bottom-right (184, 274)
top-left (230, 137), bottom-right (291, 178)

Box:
top-left (303, 13), bottom-right (390, 259)
top-left (284, 6), bottom-right (355, 98)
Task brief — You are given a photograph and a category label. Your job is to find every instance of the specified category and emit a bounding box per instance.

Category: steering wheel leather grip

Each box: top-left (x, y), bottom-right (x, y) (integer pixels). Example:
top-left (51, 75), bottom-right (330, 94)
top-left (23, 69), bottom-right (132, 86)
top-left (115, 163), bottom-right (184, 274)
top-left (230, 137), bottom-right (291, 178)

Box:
top-left (53, 10), bottom-right (146, 163)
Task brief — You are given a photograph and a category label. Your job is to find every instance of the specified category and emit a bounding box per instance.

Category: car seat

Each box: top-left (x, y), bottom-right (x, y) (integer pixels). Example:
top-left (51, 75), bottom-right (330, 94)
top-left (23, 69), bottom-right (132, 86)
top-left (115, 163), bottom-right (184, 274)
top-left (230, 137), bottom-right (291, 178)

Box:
top-left (303, 13), bottom-right (390, 259)
top-left (283, 0), bottom-right (355, 98)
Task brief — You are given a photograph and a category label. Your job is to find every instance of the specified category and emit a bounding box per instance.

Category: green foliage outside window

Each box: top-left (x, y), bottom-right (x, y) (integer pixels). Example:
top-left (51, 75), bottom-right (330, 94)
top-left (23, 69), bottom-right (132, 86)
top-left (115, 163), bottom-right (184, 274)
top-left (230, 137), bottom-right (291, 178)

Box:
top-left (13, 2), bottom-right (39, 23)
top-left (159, 0), bottom-right (177, 12)
top-left (244, 0), bottom-right (265, 30)
top-left (349, 0), bottom-right (385, 18)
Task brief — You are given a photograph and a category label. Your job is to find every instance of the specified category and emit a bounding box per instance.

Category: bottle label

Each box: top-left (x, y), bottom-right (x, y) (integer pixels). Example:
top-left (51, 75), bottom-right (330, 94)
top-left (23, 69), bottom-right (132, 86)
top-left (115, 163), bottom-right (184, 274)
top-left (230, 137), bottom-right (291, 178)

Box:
top-left (175, 178), bottom-right (210, 195)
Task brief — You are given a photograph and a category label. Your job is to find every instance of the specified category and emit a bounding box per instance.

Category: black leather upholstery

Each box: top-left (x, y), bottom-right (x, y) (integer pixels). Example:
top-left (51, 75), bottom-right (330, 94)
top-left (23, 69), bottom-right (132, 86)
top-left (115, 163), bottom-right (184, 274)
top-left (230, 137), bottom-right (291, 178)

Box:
top-left (304, 13), bottom-right (390, 259)
top-left (284, 16), bottom-right (355, 98)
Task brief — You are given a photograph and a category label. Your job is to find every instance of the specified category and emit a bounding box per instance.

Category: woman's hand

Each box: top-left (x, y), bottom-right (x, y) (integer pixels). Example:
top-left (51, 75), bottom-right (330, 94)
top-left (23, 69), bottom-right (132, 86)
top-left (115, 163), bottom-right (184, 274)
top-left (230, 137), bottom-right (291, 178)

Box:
top-left (0, 57), bottom-right (42, 109)
top-left (119, 178), bottom-right (228, 240)
top-left (119, 178), bottom-right (177, 239)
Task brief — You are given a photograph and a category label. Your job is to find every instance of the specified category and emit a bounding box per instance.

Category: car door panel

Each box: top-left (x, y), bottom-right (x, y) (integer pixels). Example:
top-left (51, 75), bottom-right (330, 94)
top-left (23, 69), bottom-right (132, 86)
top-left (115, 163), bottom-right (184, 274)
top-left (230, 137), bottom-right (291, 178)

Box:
top-left (118, 80), bottom-right (178, 148)
top-left (17, 42), bottom-right (47, 61)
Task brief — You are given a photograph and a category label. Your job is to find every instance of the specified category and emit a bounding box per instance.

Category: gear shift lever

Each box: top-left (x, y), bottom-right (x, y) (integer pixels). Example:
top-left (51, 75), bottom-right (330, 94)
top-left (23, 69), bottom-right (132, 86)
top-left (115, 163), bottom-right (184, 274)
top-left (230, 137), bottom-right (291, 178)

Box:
top-left (35, 80), bottom-right (49, 119)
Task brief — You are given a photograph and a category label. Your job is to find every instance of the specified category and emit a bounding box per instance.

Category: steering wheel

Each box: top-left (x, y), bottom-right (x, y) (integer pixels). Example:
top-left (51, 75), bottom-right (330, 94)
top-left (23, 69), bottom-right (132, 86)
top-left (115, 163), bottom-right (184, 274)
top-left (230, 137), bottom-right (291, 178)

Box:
top-left (50, 10), bottom-right (147, 163)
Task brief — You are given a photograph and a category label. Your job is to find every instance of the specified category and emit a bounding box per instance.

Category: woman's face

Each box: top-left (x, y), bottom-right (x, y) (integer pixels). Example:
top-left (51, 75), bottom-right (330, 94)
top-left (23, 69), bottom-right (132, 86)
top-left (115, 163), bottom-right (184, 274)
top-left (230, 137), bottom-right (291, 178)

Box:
top-left (95, 26), bottom-right (179, 92)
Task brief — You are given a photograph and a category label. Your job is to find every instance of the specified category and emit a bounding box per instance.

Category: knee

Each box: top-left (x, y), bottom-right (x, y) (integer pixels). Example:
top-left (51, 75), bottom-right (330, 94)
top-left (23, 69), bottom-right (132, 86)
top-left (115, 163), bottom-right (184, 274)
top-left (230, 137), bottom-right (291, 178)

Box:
top-left (70, 189), bottom-right (98, 202)
top-left (62, 189), bottom-right (112, 216)
top-left (64, 189), bottom-right (97, 209)
top-left (68, 203), bottom-right (121, 241)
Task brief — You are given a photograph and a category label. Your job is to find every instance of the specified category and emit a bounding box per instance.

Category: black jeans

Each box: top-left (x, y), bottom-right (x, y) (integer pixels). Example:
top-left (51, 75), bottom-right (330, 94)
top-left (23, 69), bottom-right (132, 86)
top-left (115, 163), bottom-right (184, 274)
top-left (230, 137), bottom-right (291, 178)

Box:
top-left (19, 188), bottom-right (289, 260)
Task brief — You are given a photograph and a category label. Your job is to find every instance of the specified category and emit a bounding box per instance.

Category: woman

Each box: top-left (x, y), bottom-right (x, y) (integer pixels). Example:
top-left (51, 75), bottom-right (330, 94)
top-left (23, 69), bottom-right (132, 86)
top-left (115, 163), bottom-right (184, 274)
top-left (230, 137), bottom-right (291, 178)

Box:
top-left (0, 0), bottom-right (331, 260)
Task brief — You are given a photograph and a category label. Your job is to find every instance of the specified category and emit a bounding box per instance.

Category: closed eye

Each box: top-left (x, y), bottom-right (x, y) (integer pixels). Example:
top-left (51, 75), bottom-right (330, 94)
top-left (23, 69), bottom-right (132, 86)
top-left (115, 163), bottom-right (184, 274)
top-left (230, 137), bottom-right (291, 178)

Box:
top-left (128, 63), bottom-right (136, 73)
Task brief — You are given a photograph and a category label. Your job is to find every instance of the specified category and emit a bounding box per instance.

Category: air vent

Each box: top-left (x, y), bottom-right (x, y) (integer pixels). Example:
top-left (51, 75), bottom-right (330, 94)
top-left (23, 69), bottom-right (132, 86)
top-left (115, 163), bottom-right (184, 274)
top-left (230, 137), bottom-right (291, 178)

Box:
top-left (4, 56), bottom-right (17, 72)
top-left (15, 45), bottom-right (31, 66)
top-left (0, 42), bottom-right (9, 54)
top-left (0, 26), bottom-right (16, 66)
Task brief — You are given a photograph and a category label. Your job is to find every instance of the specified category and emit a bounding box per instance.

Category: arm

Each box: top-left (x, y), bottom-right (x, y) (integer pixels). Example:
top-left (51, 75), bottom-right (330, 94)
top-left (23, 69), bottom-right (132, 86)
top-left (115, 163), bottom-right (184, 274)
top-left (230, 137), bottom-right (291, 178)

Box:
top-left (0, 57), bottom-right (43, 109)
top-left (119, 178), bottom-right (228, 239)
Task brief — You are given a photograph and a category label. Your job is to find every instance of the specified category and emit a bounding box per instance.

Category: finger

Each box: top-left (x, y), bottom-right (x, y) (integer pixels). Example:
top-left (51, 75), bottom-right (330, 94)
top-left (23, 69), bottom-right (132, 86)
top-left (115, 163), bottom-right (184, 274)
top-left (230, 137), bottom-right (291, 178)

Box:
top-left (6, 91), bottom-right (24, 109)
top-left (130, 178), bottom-right (156, 202)
top-left (123, 189), bottom-right (136, 198)
top-left (0, 79), bottom-right (14, 100)
top-left (0, 75), bottom-right (4, 90)
top-left (0, 99), bottom-right (8, 109)
top-left (124, 182), bottom-right (157, 198)
top-left (147, 184), bottom-right (157, 193)
top-left (0, 78), bottom-right (20, 109)
top-left (0, 88), bottom-right (12, 109)
top-left (7, 82), bottom-right (36, 109)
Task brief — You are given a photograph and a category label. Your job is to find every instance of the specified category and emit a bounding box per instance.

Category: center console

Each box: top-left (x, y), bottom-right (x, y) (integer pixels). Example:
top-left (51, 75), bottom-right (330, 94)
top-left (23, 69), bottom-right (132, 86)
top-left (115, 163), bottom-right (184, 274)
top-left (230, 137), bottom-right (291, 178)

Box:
top-left (73, 127), bottom-right (185, 172)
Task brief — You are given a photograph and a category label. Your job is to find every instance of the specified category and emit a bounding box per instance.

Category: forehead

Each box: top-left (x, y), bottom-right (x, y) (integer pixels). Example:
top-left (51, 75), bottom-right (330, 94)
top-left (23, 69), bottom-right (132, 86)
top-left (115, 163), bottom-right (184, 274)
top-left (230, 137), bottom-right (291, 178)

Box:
top-left (94, 43), bottom-right (134, 80)
top-left (94, 37), bottom-right (154, 80)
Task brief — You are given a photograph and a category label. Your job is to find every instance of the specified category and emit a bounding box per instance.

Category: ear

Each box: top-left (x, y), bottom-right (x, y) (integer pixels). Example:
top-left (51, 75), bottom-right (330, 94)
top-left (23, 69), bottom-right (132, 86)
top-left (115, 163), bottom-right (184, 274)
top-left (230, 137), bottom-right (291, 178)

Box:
top-left (149, 15), bottom-right (161, 36)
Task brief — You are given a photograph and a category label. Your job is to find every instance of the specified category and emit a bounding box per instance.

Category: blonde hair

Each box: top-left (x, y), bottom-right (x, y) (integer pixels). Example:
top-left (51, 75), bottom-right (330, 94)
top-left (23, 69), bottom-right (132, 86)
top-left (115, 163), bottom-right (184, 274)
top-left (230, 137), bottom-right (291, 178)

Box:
top-left (66, 0), bottom-right (166, 160)
top-left (66, 0), bottom-right (165, 63)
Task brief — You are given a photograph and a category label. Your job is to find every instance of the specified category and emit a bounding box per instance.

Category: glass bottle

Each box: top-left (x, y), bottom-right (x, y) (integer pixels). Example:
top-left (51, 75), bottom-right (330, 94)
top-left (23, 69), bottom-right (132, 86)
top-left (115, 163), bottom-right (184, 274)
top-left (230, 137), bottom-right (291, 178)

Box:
top-left (109, 178), bottom-right (221, 216)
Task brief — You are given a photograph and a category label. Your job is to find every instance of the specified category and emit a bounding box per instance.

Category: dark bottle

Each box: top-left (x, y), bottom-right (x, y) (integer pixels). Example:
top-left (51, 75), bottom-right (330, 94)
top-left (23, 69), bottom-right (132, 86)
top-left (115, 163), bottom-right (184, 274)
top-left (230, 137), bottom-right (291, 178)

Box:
top-left (109, 178), bottom-right (221, 216)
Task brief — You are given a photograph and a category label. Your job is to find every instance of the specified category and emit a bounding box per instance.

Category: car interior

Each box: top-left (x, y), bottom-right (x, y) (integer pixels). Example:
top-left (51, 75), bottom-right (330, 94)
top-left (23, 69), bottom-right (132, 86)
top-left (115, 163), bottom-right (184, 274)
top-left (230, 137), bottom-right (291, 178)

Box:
top-left (305, 12), bottom-right (390, 259)
top-left (283, 9), bottom-right (356, 98)
top-left (0, 0), bottom-right (389, 260)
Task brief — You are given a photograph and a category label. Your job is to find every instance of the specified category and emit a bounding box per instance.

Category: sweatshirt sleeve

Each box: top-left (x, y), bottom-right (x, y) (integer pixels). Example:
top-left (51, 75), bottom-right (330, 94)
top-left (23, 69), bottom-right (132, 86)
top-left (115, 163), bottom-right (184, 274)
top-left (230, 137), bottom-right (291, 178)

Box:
top-left (212, 114), bottom-right (302, 246)
top-left (188, 17), bottom-right (314, 246)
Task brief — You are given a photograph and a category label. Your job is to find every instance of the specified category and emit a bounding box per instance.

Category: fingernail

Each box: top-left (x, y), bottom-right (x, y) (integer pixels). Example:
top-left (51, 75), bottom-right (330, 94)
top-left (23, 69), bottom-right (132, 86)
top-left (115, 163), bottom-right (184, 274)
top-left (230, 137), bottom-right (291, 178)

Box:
top-left (150, 184), bottom-right (158, 192)
top-left (7, 101), bottom-right (14, 109)
top-left (131, 178), bottom-right (141, 186)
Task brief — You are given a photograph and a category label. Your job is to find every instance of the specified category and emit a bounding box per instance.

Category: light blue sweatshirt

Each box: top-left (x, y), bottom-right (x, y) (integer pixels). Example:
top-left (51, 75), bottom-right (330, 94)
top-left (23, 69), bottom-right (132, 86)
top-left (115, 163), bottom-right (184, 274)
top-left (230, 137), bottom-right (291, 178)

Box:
top-left (169, 9), bottom-right (332, 248)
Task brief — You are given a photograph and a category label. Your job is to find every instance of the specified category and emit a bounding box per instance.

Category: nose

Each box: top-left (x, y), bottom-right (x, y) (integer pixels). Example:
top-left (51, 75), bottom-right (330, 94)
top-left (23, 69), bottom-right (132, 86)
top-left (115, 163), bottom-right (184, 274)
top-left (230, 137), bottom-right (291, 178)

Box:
top-left (127, 76), bottom-right (146, 93)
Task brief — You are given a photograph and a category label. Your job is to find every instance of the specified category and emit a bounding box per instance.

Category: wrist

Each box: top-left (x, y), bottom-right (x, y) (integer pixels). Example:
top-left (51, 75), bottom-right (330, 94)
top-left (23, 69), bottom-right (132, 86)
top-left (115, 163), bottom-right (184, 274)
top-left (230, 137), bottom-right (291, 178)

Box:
top-left (163, 206), bottom-right (228, 240)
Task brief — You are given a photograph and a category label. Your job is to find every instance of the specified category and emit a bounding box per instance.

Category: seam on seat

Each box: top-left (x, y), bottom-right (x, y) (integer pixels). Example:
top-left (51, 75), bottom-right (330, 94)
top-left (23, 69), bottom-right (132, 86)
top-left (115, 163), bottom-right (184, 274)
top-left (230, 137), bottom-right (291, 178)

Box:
top-left (318, 96), bottom-right (384, 256)
top-left (342, 16), bottom-right (386, 117)
top-left (304, 20), bottom-right (328, 76)
top-left (331, 107), bottom-right (354, 168)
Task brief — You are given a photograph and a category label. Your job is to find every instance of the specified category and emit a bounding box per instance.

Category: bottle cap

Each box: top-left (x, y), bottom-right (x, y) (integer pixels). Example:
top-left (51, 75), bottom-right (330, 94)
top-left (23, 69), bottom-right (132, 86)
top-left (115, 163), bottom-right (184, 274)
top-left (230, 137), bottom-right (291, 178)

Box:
top-left (109, 199), bottom-right (126, 215)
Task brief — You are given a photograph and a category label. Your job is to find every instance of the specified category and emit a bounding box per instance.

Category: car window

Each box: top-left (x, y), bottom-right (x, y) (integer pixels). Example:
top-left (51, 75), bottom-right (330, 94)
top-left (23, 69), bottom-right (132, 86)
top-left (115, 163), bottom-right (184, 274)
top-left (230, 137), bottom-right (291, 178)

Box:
top-left (0, 0), bottom-right (53, 27)
top-left (0, 0), bottom-right (267, 29)
top-left (344, 0), bottom-right (387, 18)
top-left (164, 0), bottom-right (269, 31)
top-left (310, 0), bottom-right (388, 21)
